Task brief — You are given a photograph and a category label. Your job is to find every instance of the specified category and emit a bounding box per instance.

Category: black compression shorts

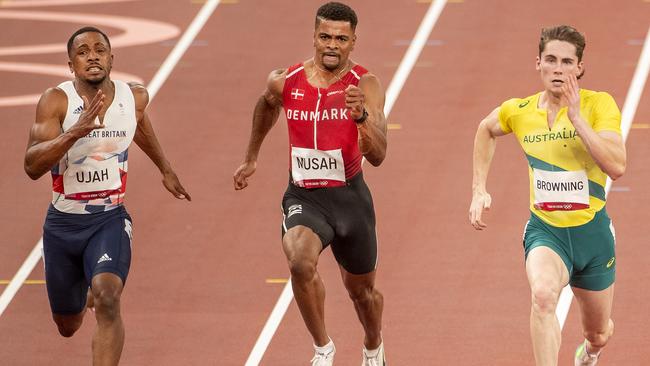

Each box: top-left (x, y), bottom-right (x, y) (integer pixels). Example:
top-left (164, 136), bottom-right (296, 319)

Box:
top-left (281, 172), bottom-right (378, 274)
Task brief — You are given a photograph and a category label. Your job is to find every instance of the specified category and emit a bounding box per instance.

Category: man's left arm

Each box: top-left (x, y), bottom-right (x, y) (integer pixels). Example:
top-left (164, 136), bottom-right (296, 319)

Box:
top-left (573, 128), bottom-right (626, 180)
top-left (130, 83), bottom-right (191, 200)
top-left (345, 73), bottom-right (387, 166)
top-left (562, 74), bottom-right (626, 180)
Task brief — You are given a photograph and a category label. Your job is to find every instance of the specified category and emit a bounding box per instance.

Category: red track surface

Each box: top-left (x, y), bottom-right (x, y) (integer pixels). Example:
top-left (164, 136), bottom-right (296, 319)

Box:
top-left (0, 1), bottom-right (649, 365)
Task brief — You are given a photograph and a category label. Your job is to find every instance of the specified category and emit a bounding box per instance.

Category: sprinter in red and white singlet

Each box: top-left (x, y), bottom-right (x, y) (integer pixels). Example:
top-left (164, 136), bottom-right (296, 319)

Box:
top-left (233, 3), bottom-right (388, 365)
top-left (282, 62), bottom-right (368, 188)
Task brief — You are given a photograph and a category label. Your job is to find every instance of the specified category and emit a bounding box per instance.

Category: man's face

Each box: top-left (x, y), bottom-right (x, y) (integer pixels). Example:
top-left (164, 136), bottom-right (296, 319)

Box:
top-left (68, 32), bottom-right (113, 85)
top-left (536, 40), bottom-right (583, 94)
top-left (313, 18), bottom-right (356, 71)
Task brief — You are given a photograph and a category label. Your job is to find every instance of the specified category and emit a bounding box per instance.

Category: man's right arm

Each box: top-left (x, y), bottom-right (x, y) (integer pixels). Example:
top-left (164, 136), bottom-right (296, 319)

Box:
top-left (469, 107), bottom-right (508, 230)
top-left (24, 88), bottom-right (104, 180)
top-left (233, 69), bottom-right (286, 190)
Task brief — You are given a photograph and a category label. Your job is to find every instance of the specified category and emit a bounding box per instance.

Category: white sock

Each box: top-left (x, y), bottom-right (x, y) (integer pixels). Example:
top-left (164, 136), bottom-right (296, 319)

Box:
top-left (314, 338), bottom-right (334, 354)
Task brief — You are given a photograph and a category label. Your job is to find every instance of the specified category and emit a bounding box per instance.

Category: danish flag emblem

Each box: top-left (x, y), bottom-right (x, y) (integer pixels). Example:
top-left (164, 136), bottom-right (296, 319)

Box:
top-left (291, 88), bottom-right (305, 100)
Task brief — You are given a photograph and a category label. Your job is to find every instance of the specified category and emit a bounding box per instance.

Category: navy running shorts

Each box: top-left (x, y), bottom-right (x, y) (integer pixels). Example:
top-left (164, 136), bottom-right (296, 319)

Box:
top-left (42, 205), bottom-right (133, 315)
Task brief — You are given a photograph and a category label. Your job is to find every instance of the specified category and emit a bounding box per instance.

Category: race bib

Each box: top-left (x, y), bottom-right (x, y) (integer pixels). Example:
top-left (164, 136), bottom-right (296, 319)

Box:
top-left (533, 169), bottom-right (589, 211)
top-left (63, 156), bottom-right (122, 200)
top-left (291, 147), bottom-right (345, 188)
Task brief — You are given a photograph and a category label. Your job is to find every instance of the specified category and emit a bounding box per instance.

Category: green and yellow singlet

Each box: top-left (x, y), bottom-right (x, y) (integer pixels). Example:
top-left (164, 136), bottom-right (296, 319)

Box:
top-left (498, 89), bottom-right (621, 227)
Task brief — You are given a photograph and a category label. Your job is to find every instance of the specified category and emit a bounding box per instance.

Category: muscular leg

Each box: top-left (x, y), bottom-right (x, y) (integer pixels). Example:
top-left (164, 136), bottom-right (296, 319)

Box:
top-left (339, 267), bottom-right (383, 349)
top-left (51, 286), bottom-right (92, 337)
top-left (282, 225), bottom-right (329, 346)
top-left (526, 246), bottom-right (570, 366)
top-left (572, 284), bottom-right (615, 356)
top-left (90, 273), bottom-right (124, 366)
top-left (52, 308), bottom-right (87, 338)
top-left (52, 288), bottom-right (96, 337)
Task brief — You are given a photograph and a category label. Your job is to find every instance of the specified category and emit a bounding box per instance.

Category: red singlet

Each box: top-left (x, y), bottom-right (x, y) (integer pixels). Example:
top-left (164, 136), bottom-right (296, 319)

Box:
top-left (282, 62), bottom-right (368, 188)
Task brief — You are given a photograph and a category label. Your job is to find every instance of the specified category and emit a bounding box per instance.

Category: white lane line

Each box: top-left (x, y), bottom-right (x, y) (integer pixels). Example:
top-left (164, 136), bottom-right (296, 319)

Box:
top-left (147, 0), bottom-right (220, 99)
top-left (244, 281), bottom-right (294, 366)
top-left (555, 286), bottom-right (573, 328)
top-left (0, 239), bottom-right (43, 316)
top-left (384, 0), bottom-right (447, 116)
top-left (244, 1), bottom-right (448, 364)
top-left (0, 0), bottom-right (220, 318)
top-left (557, 25), bottom-right (650, 329)
top-left (605, 24), bottom-right (650, 195)
top-left (618, 26), bottom-right (650, 144)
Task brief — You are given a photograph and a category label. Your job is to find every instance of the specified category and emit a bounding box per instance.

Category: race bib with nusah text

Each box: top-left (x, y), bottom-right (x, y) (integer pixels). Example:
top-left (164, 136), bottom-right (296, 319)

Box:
top-left (291, 147), bottom-right (345, 188)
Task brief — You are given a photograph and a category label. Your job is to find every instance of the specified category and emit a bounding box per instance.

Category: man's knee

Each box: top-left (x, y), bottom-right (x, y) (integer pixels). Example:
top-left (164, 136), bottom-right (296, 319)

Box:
top-left (57, 325), bottom-right (77, 338)
top-left (584, 321), bottom-right (614, 348)
top-left (91, 273), bottom-right (123, 319)
top-left (283, 227), bottom-right (321, 281)
top-left (345, 278), bottom-right (382, 304)
top-left (93, 287), bottom-right (122, 321)
top-left (530, 282), bottom-right (561, 315)
top-left (349, 286), bottom-right (381, 306)
top-left (287, 258), bottom-right (317, 281)
top-left (53, 314), bottom-right (83, 337)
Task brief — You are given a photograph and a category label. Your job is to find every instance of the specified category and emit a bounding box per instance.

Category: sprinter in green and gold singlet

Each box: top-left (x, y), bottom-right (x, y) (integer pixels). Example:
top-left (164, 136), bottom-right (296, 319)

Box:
top-left (469, 26), bottom-right (626, 366)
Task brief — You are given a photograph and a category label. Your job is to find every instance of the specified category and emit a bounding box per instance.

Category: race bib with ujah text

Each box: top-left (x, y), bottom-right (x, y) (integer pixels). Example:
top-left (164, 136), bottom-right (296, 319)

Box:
top-left (63, 156), bottom-right (122, 200)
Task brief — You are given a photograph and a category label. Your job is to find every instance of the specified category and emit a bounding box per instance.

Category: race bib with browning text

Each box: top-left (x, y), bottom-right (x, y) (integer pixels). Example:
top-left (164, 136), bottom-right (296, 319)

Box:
top-left (533, 169), bottom-right (589, 211)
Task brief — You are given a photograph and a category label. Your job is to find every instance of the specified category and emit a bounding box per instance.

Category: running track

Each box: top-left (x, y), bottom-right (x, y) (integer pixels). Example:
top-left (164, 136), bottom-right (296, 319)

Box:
top-left (0, 0), bottom-right (649, 365)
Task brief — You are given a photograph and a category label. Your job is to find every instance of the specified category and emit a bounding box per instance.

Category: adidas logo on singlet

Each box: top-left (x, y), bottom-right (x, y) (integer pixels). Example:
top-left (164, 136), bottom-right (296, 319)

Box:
top-left (73, 105), bottom-right (84, 114)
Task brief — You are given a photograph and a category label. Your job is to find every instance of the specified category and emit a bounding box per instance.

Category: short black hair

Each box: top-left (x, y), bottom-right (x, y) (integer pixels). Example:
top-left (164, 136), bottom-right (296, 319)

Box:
top-left (67, 26), bottom-right (111, 57)
top-left (315, 2), bottom-right (358, 30)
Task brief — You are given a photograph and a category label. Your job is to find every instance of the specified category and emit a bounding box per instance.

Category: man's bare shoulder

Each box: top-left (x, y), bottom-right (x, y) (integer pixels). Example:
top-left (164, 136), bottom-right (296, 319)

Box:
top-left (264, 68), bottom-right (287, 103)
top-left (36, 87), bottom-right (67, 116)
top-left (127, 81), bottom-right (147, 95)
top-left (358, 72), bottom-right (382, 89)
top-left (40, 86), bottom-right (67, 103)
top-left (267, 68), bottom-right (287, 90)
top-left (268, 68), bottom-right (288, 80)
top-left (127, 82), bottom-right (149, 108)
